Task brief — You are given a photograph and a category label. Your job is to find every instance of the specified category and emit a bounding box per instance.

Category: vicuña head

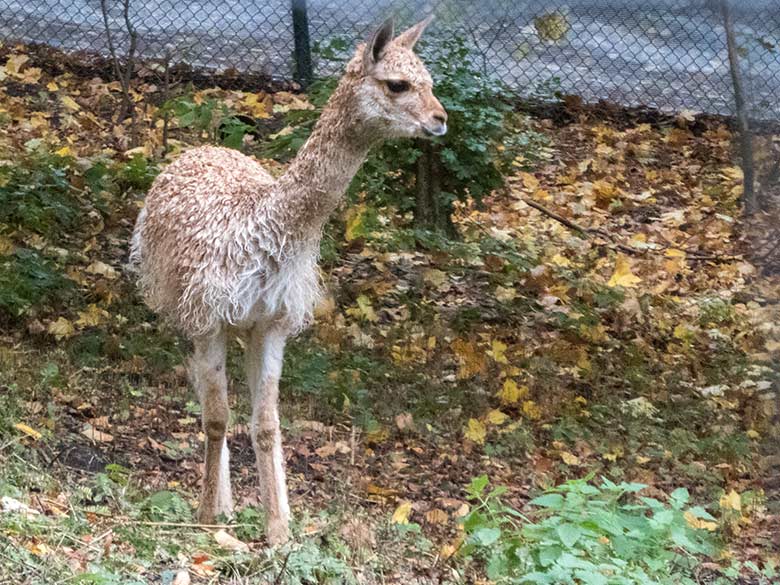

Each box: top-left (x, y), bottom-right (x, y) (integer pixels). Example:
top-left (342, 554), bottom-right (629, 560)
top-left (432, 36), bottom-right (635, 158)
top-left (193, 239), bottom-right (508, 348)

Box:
top-left (345, 16), bottom-right (447, 139)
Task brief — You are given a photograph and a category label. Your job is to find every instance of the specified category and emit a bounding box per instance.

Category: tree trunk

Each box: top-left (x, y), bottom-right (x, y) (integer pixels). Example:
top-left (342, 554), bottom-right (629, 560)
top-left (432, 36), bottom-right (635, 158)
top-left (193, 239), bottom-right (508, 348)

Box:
top-left (720, 0), bottom-right (758, 214)
top-left (413, 141), bottom-right (456, 237)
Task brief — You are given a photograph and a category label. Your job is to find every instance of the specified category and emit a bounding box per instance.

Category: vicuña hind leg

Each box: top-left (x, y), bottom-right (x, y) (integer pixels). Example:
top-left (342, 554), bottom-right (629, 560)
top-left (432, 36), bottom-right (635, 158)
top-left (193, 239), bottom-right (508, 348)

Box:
top-left (191, 329), bottom-right (233, 523)
top-left (246, 323), bottom-right (290, 545)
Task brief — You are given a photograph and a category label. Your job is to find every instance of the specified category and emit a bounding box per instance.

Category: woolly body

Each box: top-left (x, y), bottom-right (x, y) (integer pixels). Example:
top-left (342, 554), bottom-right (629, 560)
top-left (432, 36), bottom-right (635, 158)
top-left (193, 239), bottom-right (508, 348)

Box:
top-left (131, 146), bottom-right (324, 336)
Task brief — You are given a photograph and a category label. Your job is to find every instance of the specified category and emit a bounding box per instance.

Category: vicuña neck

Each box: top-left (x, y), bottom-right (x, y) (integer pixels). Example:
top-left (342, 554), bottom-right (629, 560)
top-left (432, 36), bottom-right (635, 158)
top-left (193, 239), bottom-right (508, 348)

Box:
top-left (273, 77), bottom-right (376, 236)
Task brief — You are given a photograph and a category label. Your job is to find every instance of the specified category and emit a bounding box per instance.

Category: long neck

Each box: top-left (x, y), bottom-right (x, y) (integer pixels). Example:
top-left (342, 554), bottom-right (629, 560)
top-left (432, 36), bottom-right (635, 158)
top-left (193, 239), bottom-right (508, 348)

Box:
top-left (272, 77), bottom-right (376, 236)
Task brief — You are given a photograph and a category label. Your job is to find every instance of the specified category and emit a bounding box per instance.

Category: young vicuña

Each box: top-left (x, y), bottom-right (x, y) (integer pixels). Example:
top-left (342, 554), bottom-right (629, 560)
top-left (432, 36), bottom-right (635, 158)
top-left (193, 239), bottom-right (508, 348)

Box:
top-left (130, 16), bottom-right (446, 544)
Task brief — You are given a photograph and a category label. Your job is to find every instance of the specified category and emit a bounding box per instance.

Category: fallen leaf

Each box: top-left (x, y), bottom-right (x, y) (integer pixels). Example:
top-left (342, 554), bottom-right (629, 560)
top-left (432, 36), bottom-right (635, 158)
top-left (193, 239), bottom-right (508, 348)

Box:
top-left (465, 418), bottom-right (487, 444)
top-left (14, 422), bottom-right (42, 440)
top-left (560, 451), bottom-right (580, 465)
top-left (60, 95), bottom-right (80, 112)
top-left (719, 490), bottom-right (741, 512)
top-left (684, 510), bottom-right (717, 531)
top-left (425, 509), bottom-right (448, 524)
top-left (391, 501), bottom-right (413, 524)
top-left (213, 529), bottom-right (249, 552)
top-left (86, 261), bottom-right (118, 279)
top-left (48, 317), bottom-right (75, 340)
top-left (607, 254), bottom-right (642, 288)
top-left (522, 400), bottom-right (542, 420)
top-left (486, 409), bottom-right (508, 425)
top-left (395, 412), bottom-right (414, 431)
top-left (81, 424), bottom-right (114, 443)
top-left (487, 339), bottom-right (508, 364)
top-left (498, 379), bottom-right (528, 405)
top-left (76, 304), bottom-right (109, 328)
top-left (451, 339), bottom-right (487, 379)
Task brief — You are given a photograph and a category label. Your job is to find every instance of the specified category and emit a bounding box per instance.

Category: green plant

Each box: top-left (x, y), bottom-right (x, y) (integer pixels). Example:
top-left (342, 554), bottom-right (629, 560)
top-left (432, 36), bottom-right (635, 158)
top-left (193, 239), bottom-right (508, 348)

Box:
top-left (162, 95), bottom-right (253, 149)
top-left (0, 148), bottom-right (81, 237)
top-left (141, 490), bottom-right (192, 522)
top-left (462, 475), bottom-right (719, 584)
top-left (0, 248), bottom-right (74, 317)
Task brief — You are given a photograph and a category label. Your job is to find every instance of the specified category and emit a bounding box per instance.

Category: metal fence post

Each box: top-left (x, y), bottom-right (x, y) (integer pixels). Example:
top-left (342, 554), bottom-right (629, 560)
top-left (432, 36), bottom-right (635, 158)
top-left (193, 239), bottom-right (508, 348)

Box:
top-left (292, 0), bottom-right (313, 87)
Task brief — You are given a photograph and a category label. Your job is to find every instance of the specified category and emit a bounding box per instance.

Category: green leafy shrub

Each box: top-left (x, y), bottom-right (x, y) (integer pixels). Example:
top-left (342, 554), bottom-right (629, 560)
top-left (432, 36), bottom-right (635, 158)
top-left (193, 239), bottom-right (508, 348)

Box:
top-left (162, 95), bottom-right (253, 149)
top-left (141, 490), bottom-right (192, 522)
top-left (0, 148), bottom-right (81, 237)
top-left (0, 248), bottom-right (74, 317)
top-left (462, 475), bottom-right (719, 584)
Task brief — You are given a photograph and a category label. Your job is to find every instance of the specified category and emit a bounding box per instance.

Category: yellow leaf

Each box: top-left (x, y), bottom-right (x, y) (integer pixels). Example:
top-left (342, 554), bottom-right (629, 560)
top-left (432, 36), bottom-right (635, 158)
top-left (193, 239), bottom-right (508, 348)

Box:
top-left (365, 424), bottom-right (388, 444)
top-left (425, 509), bottom-right (448, 524)
top-left (498, 379), bottom-right (528, 404)
top-left (26, 542), bottom-right (51, 556)
top-left (0, 235), bottom-right (14, 256)
top-left (487, 340), bottom-right (508, 364)
top-left (522, 400), bottom-right (542, 420)
top-left (518, 171), bottom-right (539, 191)
top-left (533, 11), bottom-right (569, 42)
top-left (560, 451), bottom-right (580, 465)
top-left (495, 286), bottom-right (517, 302)
top-left (486, 409), bottom-right (508, 426)
top-left (242, 93), bottom-right (272, 119)
top-left (14, 423), bottom-right (42, 440)
top-left (422, 268), bottom-right (449, 290)
top-left (665, 248), bottom-right (686, 258)
top-left (55, 145), bottom-right (72, 157)
top-left (673, 324), bottom-right (693, 340)
top-left (440, 542), bottom-right (458, 559)
top-left (607, 254), bottom-right (642, 288)
top-left (21, 67), bottom-right (41, 84)
top-left (60, 95), bottom-right (80, 112)
top-left (345, 203), bottom-right (367, 241)
top-left (76, 304), bottom-right (109, 328)
top-left (4, 54), bottom-right (29, 75)
top-left (47, 317), bottom-right (74, 340)
top-left (47, 81), bottom-right (59, 92)
top-left (464, 418), bottom-right (487, 445)
top-left (684, 511), bottom-right (717, 532)
top-left (354, 295), bottom-right (377, 322)
top-left (719, 490), bottom-right (741, 512)
top-left (550, 253), bottom-right (571, 267)
top-left (451, 339), bottom-right (487, 379)
top-left (391, 501), bottom-right (413, 524)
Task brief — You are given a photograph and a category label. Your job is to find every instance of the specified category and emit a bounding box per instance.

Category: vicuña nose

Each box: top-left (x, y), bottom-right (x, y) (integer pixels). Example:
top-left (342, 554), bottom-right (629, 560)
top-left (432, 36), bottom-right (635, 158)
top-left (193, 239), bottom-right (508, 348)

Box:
top-left (433, 112), bottom-right (447, 125)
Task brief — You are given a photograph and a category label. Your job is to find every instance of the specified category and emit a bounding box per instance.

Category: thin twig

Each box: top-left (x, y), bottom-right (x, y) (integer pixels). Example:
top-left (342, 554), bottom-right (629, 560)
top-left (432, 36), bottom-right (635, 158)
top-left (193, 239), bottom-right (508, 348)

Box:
top-left (520, 196), bottom-right (742, 263)
top-left (126, 520), bottom-right (256, 529)
top-left (273, 550), bottom-right (292, 585)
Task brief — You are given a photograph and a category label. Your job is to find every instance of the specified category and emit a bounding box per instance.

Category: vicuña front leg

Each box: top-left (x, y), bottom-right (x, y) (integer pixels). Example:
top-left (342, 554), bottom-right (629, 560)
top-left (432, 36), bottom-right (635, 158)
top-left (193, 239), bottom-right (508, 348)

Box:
top-left (191, 330), bottom-right (234, 523)
top-left (246, 324), bottom-right (290, 545)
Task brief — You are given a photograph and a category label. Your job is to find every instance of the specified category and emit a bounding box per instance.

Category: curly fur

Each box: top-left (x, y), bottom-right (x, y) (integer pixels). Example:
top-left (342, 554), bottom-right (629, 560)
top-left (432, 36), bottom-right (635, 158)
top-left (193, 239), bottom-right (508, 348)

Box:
top-left (130, 23), bottom-right (446, 339)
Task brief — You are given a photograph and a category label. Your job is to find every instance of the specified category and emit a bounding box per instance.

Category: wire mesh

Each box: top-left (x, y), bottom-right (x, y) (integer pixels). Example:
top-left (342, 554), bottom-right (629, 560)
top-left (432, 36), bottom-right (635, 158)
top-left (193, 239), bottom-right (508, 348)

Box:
top-left (0, 0), bottom-right (778, 120)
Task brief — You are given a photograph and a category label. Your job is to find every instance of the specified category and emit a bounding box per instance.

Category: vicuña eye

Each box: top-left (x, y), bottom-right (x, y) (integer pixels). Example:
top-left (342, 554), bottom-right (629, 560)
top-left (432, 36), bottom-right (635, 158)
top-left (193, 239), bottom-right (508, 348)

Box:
top-left (385, 80), bottom-right (410, 94)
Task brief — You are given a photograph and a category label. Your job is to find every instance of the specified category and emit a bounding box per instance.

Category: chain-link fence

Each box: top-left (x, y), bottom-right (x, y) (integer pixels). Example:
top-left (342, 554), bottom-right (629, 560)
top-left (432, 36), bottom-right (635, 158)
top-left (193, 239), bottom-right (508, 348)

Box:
top-left (1, 0), bottom-right (779, 120)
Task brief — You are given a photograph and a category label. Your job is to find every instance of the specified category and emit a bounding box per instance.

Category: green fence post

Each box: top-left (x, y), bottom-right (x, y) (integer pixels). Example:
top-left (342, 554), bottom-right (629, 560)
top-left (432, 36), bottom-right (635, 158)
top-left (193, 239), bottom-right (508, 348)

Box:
top-left (292, 0), bottom-right (313, 87)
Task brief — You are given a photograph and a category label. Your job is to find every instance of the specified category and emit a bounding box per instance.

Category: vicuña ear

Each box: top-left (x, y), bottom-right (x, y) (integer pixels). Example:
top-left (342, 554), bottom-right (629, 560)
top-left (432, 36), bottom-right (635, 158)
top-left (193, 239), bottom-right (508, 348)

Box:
top-left (394, 15), bottom-right (434, 49)
top-left (363, 17), bottom-right (394, 73)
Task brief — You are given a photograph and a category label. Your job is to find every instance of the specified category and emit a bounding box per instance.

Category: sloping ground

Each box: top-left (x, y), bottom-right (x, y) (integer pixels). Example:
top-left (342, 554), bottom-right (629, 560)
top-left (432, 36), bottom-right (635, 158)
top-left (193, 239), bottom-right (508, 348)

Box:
top-left (0, 45), bottom-right (778, 583)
